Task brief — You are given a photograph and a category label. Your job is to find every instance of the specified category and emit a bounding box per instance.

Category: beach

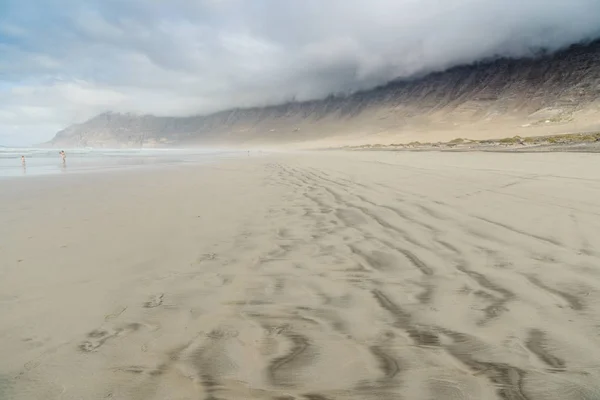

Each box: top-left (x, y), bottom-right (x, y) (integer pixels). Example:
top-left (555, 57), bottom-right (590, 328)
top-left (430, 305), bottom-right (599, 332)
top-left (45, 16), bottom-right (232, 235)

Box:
top-left (1, 151), bottom-right (600, 399)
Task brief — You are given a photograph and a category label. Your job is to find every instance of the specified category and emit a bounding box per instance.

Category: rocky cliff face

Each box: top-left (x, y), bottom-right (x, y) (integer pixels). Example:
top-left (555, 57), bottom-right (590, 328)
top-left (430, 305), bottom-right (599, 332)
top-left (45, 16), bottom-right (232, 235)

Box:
top-left (49, 39), bottom-right (600, 148)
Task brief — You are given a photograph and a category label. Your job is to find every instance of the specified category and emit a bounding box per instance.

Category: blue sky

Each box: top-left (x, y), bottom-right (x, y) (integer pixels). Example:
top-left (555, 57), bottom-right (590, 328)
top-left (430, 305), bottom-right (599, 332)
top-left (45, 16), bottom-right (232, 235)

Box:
top-left (1, 0), bottom-right (600, 146)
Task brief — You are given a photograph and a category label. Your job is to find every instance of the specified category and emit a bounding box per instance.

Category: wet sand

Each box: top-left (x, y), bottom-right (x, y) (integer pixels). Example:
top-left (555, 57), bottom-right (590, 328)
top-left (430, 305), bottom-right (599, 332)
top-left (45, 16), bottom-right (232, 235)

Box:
top-left (1, 151), bottom-right (600, 399)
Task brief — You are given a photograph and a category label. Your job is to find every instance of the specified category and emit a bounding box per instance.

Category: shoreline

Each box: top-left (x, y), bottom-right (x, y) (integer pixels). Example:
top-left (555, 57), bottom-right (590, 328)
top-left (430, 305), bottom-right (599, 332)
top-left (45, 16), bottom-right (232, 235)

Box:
top-left (0, 148), bottom-right (247, 179)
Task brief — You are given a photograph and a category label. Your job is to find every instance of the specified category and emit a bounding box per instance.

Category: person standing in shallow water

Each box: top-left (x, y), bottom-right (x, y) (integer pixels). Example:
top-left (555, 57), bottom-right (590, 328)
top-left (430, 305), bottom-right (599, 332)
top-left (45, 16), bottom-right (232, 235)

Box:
top-left (21, 155), bottom-right (25, 166)
top-left (60, 150), bottom-right (66, 164)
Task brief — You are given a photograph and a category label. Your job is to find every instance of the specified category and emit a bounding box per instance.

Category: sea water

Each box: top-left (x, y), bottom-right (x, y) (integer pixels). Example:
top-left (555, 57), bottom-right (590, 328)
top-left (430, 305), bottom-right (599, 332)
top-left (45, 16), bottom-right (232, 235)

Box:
top-left (0, 148), bottom-right (234, 178)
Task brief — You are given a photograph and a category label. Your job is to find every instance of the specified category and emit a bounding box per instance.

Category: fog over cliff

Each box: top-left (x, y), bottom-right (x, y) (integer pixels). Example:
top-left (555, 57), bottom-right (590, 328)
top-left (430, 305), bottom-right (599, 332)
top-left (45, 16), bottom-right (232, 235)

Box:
top-left (2, 0), bottom-right (600, 145)
top-left (47, 38), bottom-right (600, 148)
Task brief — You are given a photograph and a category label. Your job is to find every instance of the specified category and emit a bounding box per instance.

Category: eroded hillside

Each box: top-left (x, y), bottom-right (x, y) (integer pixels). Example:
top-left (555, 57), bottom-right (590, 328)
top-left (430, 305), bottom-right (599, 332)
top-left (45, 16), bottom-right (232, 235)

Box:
top-left (49, 40), bottom-right (600, 148)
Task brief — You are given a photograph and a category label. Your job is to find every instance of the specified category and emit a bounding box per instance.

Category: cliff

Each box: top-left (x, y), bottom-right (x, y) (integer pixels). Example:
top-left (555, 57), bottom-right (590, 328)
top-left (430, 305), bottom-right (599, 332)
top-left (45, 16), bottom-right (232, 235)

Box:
top-left (48, 39), bottom-right (600, 148)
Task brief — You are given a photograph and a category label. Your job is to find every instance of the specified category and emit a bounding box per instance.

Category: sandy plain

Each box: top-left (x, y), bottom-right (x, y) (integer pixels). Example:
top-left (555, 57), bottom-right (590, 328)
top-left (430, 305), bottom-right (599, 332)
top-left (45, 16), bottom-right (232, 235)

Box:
top-left (1, 151), bottom-right (600, 399)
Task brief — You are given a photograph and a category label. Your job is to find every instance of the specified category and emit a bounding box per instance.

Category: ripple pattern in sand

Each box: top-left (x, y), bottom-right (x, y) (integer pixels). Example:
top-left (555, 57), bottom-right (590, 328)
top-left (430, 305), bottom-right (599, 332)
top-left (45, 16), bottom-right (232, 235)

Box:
top-left (9, 153), bottom-right (600, 400)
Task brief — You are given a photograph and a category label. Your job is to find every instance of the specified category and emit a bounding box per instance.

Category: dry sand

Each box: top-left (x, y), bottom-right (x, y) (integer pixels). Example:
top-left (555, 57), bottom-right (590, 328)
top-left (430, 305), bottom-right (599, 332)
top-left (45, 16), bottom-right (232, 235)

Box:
top-left (1, 151), bottom-right (600, 399)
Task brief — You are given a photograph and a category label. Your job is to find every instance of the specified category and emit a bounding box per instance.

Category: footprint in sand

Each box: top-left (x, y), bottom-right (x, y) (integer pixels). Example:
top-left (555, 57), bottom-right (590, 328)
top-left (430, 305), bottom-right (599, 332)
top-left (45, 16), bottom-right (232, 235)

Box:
top-left (79, 323), bottom-right (142, 352)
top-left (112, 364), bottom-right (167, 376)
top-left (79, 329), bottom-right (114, 352)
top-left (144, 293), bottom-right (164, 308)
top-left (197, 253), bottom-right (217, 263)
top-left (104, 306), bottom-right (128, 321)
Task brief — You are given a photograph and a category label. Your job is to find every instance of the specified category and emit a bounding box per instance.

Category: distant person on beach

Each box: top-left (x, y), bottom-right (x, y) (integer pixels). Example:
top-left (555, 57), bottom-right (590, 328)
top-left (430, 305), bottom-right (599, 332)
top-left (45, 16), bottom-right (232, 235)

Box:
top-left (60, 151), bottom-right (66, 163)
top-left (21, 155), bottom-right (25, 165)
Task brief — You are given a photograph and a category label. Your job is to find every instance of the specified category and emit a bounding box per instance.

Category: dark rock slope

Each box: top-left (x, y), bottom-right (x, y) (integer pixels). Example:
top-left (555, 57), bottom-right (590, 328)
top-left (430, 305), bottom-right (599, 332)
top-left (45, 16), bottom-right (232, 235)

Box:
top-left (48, 39), bottom-right (600, 148)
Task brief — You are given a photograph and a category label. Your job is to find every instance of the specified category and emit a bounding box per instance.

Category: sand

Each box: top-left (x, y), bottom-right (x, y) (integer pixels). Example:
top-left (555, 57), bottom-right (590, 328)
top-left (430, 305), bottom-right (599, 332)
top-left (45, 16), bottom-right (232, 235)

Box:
top-left (1, 151), bottom-right (600, 399)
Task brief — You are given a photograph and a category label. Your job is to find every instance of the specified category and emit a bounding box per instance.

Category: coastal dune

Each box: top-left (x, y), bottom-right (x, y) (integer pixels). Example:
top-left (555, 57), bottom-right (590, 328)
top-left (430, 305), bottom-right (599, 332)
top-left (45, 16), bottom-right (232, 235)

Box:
top-left (1, 151), bottom-right (600, 399)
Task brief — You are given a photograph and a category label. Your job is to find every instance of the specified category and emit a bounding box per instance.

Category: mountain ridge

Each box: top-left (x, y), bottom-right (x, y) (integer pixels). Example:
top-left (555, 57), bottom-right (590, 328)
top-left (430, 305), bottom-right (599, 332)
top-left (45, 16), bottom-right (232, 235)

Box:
top-left (48, 38), bottom-right (600, 148)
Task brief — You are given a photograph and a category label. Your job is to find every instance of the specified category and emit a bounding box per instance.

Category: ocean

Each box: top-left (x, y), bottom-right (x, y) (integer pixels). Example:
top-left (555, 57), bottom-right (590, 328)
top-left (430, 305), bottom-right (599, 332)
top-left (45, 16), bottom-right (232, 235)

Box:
top-left (0, 148), bottom-right (235, 178)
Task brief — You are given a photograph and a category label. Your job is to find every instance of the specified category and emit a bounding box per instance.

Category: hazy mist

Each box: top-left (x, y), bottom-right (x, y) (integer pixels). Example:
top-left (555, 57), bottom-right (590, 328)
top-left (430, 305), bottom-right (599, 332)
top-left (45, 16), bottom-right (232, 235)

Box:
top-left (1, 0), bottom-right (600, 144)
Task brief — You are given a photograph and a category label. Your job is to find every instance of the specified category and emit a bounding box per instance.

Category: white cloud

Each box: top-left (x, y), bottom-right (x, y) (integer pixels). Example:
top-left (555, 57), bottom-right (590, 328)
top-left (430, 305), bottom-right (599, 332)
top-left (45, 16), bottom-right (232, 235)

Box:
top-left (1, 0), bottom-right (600, 145)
